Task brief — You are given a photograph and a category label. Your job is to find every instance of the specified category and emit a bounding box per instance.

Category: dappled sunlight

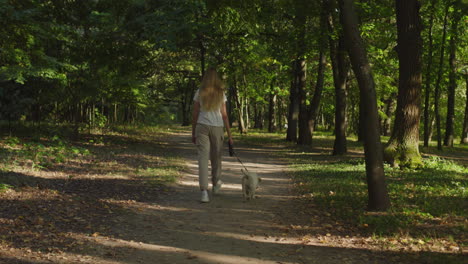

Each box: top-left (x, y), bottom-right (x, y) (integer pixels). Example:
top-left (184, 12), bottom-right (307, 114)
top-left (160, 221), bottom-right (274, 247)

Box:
top-left (91, 236), bottom-right (299, 264)
top-left (2, 128), bottom-right (465, 263)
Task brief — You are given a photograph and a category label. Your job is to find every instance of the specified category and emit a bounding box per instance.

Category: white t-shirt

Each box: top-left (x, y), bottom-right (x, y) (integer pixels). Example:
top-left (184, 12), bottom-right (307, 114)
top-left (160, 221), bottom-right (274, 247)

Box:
top-left (193, 89), bottom-right (227, 127)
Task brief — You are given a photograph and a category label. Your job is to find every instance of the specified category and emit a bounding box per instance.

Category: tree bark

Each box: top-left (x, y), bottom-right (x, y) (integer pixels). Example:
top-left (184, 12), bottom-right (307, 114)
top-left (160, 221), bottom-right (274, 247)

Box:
top-left (253, 102), bottom-right (263, 129)
top-left (199, 37), bottom-right (206, 77)
top-left (308, 50), bottom-right (326, 134)
top-left (444, 4), bottom-right (461, 147)
top-left (338, 0), bottom-right (390, 211)
top-left (233, 75), bottom-right (247, 134)
top-left (286, 60), bottom-right (300, 141)
top-left (357, 97), bottom-right (365, 142)
top-left (268, 82), bottom-right (277, 132)
top-left (462, 71), bottom-right (468, 144)
top-left (384, 0), bottom-right (423, 168)
top-left (382, 93), bottom-right (396, 136)
top-left (307, 1), bottom-right (328, 142)
top-left (297, 59), bottom-right (311, 145)
top-left (328, 1), bottom-right (349, 155)
top-left (296, 4), bottom-right (311, 145)
top-left (423, 0), bottom-right (436, 147)
top-left (434, 3), bottom-right (450, 150)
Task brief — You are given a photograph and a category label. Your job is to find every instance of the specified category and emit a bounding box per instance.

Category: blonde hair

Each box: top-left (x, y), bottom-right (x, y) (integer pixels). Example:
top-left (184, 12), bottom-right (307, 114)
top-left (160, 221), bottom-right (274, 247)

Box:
top-left (199, 68), bottom-right (224, 111)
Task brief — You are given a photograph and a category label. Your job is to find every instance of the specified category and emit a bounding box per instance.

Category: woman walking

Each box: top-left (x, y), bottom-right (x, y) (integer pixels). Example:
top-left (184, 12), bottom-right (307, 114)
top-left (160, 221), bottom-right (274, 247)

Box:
top-left (192, 68), bottom-right (233, 202)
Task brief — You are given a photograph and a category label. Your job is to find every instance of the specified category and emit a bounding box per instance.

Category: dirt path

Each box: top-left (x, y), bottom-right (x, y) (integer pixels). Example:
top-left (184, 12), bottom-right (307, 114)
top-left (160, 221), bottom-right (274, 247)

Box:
top-left (74, 131), bottom-right (403, 264)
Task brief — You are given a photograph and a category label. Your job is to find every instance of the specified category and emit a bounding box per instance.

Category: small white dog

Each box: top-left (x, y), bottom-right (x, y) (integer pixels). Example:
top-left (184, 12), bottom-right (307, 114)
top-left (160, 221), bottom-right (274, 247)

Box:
top-left (241, 168), bottom-right (261, 201)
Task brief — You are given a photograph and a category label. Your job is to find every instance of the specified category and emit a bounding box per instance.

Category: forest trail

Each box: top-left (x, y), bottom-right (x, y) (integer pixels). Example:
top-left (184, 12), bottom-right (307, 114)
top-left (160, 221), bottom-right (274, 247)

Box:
top-left (84, 131), bottom-right (397, 264)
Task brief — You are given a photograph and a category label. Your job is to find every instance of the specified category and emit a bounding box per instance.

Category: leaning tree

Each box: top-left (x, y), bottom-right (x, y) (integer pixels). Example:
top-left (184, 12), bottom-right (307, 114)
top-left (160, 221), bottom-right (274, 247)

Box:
top-left (338, 0), bottom-right (391, 211)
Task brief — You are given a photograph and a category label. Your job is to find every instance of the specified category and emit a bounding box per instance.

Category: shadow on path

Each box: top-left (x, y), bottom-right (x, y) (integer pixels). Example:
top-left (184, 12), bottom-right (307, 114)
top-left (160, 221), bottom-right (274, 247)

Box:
top-left (81, 131), bottom-right (462, 264)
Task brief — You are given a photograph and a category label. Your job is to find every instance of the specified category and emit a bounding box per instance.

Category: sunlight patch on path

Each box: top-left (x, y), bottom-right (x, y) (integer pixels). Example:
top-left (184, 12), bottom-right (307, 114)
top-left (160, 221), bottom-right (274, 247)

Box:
top-left (93, 236), bottom-right (298, 264)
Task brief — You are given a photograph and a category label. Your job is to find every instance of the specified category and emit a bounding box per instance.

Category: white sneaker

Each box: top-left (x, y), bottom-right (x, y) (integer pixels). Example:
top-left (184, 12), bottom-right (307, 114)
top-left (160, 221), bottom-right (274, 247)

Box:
top-left (213, 180), bottom-right (223, 195)
top-left (200, 190), bottom-right (210, 203)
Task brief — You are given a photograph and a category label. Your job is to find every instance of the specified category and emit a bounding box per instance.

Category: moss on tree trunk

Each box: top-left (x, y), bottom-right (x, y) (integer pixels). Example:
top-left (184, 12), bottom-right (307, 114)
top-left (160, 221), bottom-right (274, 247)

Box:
top-left (384, 142), bottom-right (423, 168)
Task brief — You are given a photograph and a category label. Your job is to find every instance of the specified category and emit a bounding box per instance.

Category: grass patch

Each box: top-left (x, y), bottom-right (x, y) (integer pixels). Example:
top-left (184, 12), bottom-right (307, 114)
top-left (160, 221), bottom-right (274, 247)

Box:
top-left (0, 124), bottom-right (185, 186)
top-left (1, 135), bottom-right (90, 170)
top-left (238, 130), bottom-right (466, 248)
top-left (0, 183), bottom-right (12, 192)
top-left (136, 160), bottom-right (184, 185)
top-left (234, 129), bottom-right (289, 146)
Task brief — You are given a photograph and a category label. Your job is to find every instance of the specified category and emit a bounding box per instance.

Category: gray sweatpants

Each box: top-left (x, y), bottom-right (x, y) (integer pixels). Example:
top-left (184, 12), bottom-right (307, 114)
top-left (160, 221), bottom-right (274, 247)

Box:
top-left (195, 124), bottom-right (224, 190)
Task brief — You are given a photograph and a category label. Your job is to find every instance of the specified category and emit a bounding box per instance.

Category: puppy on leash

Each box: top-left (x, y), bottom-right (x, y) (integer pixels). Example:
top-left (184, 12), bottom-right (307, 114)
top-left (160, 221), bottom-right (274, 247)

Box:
top-left (229, 142), bottom-right (262, 201)
top-left (241, 168), bottom-right (261, 201)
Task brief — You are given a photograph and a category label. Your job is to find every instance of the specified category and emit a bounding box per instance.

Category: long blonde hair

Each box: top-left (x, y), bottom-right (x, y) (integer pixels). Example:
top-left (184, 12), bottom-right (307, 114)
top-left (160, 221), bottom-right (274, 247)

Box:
top-left (199, 68), bottom-right (224, 111)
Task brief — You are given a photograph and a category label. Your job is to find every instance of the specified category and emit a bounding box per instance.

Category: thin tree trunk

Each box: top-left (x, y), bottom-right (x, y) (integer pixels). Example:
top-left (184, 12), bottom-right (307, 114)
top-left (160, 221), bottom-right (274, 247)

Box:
top-left (268, 81), bottom-right (277, 132)
top-left (297, 59), bottom-right (311, 145)
top-left (199, 37), bottom-right (206, 77)
top-left (308, 51), bottom-right (326, 134)
top-left (423, 0), bottom-right (436, 147)
top-left (246, 97), bottom-right (250, 129)
top-left (253, 103), bottom-right (260, 129)
top-left (444, 4), bottom-right (461, 147)
top-left (308, 1), bottom-right (328, 141)
top-left (434, 3), bottom-right (450, 150)
top-left (114, 104), bottom-right (118, 123)
top-left (233, 76), bottom-right (247, 134)
top-left (328, 0), bottom-right (349, 155)
top-left (461, 71), bottom-right (468, 144)
top-left (286, 60), bottom-right (299, 141)
top-left (243, 74), bottom-right (250, 131)
top-left (382, 93), bottom-right (396, 136)
top-left (227, 84), bottom-right (234, 128)
top-left (384, 0), bottom-right (423, 168)
top-left (338, 0), bottom-right (390, 211)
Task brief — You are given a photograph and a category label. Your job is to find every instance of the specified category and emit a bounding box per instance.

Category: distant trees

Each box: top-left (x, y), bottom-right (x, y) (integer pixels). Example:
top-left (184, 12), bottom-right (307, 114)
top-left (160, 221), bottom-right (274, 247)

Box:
top-left (0, 0), bottom-right (467, 154)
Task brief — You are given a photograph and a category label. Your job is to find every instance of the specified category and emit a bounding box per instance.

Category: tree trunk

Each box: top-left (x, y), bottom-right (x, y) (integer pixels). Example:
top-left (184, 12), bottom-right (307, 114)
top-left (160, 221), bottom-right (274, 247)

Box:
top-left (242, 74), bottom-right (250, 131)
top-left (461, 71), bottom-right (468, 144)
top-left (382, 93), bottom-right (396, 136)
top-left (357, 97), bottom-right (365, 142)
top-left (268, 82), bottom-right (277, 132)
top-left (233, 76), bottom-right (247, 134)
top-left (328, 2), bottom-right (349, 155)
top-left (308, 50), bottom-right (326, 135)
top-left (227, 84), bottom-right (234, 128)
top-left (444, 5), bottom-right (461, 147)
top-left (384, 0), bottom-right (423, 168)
top-left (423, 0), bottom-right (436, 147)
top-left (295, 3), bottom-right (311, 145)
top-left (199, 37), bottom-right (206, 77)
top-left (338, 0), bottom-right (390, 211)
top-left (286, 60), bottom-right (300, 141)
top-left (297, 59), bottom-right (311, 145)
top-left (308, 1), bottom-right (328, 141)
top-left (434, 4), bottom-right (450, 150)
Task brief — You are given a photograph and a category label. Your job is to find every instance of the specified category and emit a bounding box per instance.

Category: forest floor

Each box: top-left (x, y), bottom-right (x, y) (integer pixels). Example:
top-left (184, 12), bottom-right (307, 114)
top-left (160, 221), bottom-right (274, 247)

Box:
top-left (0, 126), bottom-right (466, 263)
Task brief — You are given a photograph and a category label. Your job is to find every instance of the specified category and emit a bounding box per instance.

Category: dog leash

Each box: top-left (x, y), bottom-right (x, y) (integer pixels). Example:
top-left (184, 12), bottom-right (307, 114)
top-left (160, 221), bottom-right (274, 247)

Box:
top-left (228, 142), bottom-right (249, 172)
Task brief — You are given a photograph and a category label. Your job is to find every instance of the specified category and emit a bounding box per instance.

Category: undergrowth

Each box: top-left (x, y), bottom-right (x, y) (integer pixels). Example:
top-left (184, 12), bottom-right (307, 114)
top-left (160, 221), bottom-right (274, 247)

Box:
top-left (1, 135), bottom-right (90, 170)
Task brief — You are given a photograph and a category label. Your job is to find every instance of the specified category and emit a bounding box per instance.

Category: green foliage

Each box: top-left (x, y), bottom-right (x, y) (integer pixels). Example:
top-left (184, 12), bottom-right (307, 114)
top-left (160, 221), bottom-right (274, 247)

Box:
top-left (0, 183), bottom-right (12, 192)
top-left (0, 0), bottom-right (466, 141)
top-left (2, 135), bottom-right (90, 169)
